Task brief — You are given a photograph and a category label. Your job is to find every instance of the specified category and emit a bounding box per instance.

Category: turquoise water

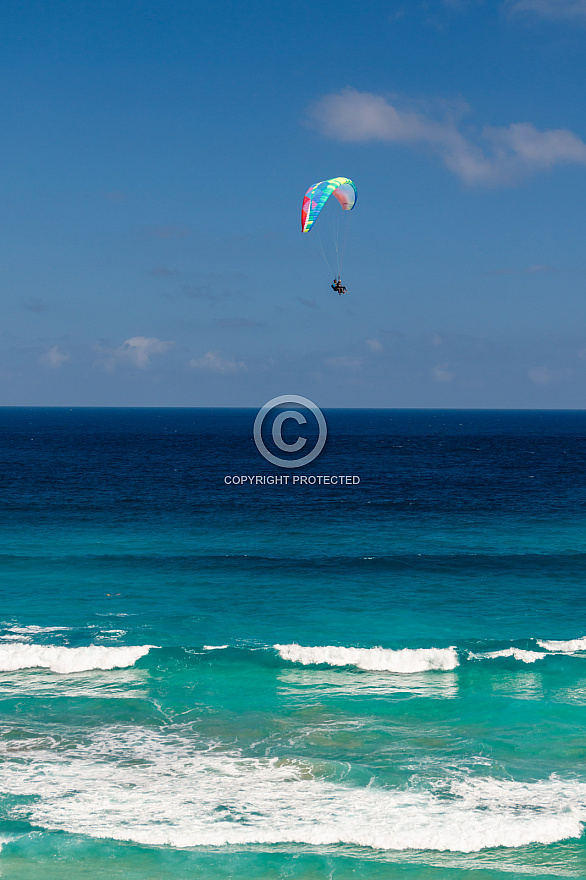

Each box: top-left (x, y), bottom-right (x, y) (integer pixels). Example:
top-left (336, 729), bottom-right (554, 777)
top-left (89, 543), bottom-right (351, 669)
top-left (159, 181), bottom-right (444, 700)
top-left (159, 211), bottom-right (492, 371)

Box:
top-left (0, 408), bottom-right (585, 878)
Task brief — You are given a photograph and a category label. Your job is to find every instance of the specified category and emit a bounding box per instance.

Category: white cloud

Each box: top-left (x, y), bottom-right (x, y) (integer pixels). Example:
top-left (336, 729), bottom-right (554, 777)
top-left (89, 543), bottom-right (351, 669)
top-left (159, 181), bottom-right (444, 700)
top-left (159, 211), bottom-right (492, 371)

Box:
top-left (100, 336), bottom-right (174, 371)
top-left (485, 122), bottom-right (586, 166)
top-left (526, 264), bottom-right (556, 273)
top-left (309, 88), bottom-right (586, 185)
top-left (120, 336), bottom-right (174, 368)
top-left (366, 339), bottom-right (383, 352)
top-left (528, 366), bottom-right (574, 384)
top-left (431, 363), bottom-right (456, 382)
top-left (528, 366), bottom-right (553, 384)
top-left (40, 345), bottom-right (70, 368)
top-left (190, 351), bottom-right (245, 373)
top-left (507, 0), bottom-right (586, 18)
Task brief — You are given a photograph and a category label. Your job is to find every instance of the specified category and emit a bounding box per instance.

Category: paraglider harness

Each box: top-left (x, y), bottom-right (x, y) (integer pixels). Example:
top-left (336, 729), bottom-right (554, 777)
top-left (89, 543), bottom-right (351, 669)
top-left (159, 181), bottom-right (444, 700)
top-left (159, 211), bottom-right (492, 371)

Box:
top-left (331, 277), bottom-right (347, 295)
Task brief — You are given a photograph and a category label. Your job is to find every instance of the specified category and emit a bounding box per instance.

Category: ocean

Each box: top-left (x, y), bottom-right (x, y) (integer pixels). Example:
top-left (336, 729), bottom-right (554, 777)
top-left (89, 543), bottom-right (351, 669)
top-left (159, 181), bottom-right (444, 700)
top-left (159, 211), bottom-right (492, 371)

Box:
top-left (0, 406), bottom-right (585, 879)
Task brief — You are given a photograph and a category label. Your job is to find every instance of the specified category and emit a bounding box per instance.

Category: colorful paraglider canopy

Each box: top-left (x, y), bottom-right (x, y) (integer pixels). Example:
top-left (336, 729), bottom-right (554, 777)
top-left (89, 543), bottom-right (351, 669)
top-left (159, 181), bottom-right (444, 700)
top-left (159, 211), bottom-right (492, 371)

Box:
top-left (301, 177), bottom-right (357, 233)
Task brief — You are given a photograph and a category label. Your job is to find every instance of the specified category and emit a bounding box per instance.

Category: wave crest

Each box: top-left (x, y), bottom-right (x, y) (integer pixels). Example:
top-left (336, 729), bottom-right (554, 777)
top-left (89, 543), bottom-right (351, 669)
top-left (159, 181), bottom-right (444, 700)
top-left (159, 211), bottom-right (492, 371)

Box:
top-left (0, 643), bottom-right (154, 674)
top-left (274, 643), bottom-right (459, 673)
top-left (538, 637), bottom-right (586, 653)
top-left (469, 647), bottom-right (546, 664)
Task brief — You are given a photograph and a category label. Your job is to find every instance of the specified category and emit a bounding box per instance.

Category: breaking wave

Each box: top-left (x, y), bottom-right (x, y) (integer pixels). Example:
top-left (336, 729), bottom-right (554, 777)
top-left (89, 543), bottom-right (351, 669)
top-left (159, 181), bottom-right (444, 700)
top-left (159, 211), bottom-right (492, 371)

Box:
top-left (538, 637), bottom-right (586, 653)
top-left (469, 647), bottom-right (547, 664)
top-left (0, 728), bottom-right (582, 852)
top-left (274, 644), bottom-right (459, 673)
top-left (0, 643), bottom-right (154, 674)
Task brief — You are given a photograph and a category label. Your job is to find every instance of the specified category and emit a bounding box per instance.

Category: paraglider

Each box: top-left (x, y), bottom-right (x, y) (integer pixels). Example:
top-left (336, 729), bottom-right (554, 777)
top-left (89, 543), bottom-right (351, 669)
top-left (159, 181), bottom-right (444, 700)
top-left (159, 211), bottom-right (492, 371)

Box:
top-left (301, 177), bottom-right (356, 294)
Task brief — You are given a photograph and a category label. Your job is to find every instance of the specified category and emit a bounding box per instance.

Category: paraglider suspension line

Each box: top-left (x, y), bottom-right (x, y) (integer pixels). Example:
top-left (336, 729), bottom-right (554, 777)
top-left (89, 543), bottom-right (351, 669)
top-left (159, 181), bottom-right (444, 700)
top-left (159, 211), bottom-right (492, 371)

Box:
top-left (313, 226), bottom-right (335, 277)
top-left (329, 212), bottom-right (340, 278)
top-left (338, 211), bottom-right (352, 278)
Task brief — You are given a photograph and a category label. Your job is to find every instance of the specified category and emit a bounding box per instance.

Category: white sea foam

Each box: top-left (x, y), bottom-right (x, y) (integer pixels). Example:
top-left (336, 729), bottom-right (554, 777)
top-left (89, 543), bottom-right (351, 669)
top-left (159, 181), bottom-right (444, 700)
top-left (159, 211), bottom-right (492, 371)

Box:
top-left (4, 625), bottom-right (70, 634)
top-left (274, 643), bottom-right (459, 673)
top-left (203, 645), bottom-right (229, 650)
top-left (95, 630), bottom-right (128, 642)
top-left (469, 648), bottom-right (546, 664)
top-left (0, 643), bottom-right (154, 674)
top-left (537, 637), bottom-right (586, 653)
top-left (0, 727), bottom-right (583, 851)
top-left (0, 625), bottom-right (71, 642)
top-left (1, 625), bottom-right (129, 646)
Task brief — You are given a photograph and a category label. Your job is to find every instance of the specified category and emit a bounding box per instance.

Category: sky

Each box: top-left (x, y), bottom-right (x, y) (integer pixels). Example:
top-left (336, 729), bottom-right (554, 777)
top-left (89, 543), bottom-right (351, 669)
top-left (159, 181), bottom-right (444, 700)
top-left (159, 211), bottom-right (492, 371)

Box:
top-left (2, 0), bottom-right (586, 407)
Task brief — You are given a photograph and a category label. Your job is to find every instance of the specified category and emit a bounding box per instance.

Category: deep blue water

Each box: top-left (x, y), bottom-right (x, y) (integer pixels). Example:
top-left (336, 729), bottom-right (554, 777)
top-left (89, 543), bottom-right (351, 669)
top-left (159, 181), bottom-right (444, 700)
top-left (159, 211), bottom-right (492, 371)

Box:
top-left (0, 407), bottom-right (585, 879)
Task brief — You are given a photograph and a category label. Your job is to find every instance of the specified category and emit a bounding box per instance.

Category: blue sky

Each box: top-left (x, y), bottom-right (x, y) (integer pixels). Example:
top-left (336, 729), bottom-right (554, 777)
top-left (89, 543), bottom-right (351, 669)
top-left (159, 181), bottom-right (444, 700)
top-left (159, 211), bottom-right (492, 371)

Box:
top-left (2, 0), bottom-right (586, 407)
